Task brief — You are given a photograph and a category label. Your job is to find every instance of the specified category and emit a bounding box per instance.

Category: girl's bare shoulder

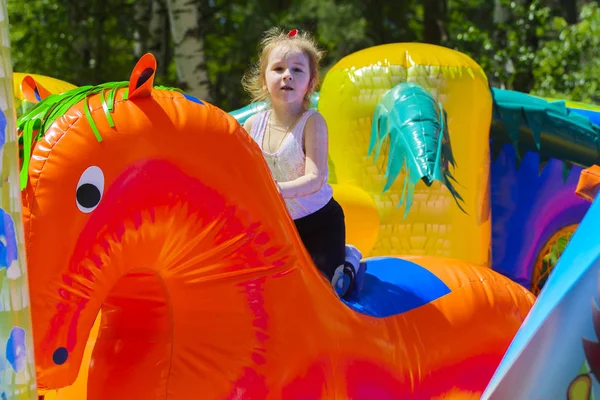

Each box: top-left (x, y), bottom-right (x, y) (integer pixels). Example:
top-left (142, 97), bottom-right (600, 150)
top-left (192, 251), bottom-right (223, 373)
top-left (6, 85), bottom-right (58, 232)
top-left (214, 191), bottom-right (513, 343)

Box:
top-left (243, 114), bottom-right (259, 133)
top-left (306, 111), bottom-right (327, 132)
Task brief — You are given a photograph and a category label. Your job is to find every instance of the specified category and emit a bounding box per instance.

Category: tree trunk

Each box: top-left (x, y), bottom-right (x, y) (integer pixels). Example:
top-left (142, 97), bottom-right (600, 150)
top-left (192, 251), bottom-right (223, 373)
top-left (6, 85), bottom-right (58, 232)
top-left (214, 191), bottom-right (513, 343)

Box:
top-left (93, 4), bottom-right (106, 83)
top-left (560, 0), bottom-right (578, 24)
top-left (512, 0), bottom-right (539, 93)
top-left (134, 0), bottom-right (170, 76)
top-left (493, 0), bottom-right (511, 24)
top-left (423, 0), bottom-right (447, 45)
top-left (148, 0), bottom-right (171, 76)
top-left (492, 0), bottom-right (511, 88)
top-left (133, 0), bottom-right (153, 58)
top-left (166, 0), bottom-right (211, 101)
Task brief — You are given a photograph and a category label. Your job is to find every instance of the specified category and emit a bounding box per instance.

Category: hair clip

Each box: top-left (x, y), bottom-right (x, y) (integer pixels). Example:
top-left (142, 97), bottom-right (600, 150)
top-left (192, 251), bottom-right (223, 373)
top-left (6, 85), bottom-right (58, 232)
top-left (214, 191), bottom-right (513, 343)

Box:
top-left (287, 29), bottom-right (298, 37)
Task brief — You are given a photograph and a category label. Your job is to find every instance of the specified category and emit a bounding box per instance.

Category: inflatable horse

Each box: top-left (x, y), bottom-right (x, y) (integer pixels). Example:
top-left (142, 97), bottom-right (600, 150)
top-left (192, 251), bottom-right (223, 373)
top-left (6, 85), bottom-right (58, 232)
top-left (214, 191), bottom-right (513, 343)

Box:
top-left (20, 54), bottom-right (534, 399)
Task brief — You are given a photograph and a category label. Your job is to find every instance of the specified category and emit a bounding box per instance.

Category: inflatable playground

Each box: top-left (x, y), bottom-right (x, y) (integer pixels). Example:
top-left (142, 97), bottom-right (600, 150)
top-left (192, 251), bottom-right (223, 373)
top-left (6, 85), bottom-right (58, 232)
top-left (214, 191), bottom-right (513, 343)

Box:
top-left (1, 12), bottom-right (600, 400)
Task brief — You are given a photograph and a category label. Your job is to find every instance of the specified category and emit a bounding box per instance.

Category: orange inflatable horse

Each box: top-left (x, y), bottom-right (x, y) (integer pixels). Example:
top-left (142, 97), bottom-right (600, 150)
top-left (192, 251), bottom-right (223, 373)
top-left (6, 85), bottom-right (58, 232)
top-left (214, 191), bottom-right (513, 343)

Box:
top-left (20, 54), bottom-right (534, 399)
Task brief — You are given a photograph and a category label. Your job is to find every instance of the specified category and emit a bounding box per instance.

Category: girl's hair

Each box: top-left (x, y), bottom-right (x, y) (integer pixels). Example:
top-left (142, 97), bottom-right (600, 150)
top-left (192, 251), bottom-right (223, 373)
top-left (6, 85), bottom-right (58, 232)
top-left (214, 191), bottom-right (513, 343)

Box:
top-left (242, 27), bottom-right (325, 106)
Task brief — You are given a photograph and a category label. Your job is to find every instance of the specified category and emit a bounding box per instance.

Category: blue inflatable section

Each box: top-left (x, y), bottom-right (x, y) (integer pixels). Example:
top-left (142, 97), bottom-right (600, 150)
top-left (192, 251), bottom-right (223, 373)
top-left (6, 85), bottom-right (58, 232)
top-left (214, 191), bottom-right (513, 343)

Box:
top-left (343, 257), bottom-right (451, 318)
top-left (183, 94), bottom-right (204, 105)
top-left (490, 144), bottom-right (588, 288)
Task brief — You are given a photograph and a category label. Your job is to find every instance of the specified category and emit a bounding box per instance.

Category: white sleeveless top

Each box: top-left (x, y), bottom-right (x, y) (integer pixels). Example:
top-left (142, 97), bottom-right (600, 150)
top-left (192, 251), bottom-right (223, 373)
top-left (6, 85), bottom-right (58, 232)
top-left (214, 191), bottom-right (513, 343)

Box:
top-left (250, 109), bottom-right (333, 220)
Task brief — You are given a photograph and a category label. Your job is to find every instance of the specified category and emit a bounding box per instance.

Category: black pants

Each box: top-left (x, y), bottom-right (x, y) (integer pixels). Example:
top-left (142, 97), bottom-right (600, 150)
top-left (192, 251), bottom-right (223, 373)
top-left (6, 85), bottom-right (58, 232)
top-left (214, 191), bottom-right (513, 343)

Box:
top-left (293, 197), bottom-right (346, 281)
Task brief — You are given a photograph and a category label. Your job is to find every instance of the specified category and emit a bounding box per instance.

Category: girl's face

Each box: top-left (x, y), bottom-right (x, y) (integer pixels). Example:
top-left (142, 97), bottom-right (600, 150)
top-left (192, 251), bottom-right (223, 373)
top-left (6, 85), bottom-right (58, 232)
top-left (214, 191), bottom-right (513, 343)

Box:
top-left (263, 44), bottom-right (313, 107)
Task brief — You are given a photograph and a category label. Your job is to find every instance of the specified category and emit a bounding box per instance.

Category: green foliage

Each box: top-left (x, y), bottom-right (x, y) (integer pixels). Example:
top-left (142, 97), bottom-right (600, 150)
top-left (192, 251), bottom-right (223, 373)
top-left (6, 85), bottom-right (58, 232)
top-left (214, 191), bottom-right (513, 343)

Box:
top-left (532, 3), bottom-right (600, 103)
top-left (442, 0), bottom-right (600, 102)
top-left (6, 0), bottom-right (600, 109)
top-left (8, 0), bottom-right (145, 86)
top-left (203, 0), bottom-right (375, 109)
top-left (444, 0), bottom-right (553, 92)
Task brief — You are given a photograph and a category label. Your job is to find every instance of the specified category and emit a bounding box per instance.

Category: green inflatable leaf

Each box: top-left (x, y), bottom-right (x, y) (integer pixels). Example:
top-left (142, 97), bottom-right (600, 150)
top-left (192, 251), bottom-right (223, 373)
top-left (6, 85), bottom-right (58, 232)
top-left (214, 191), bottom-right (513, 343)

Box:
top-left (368, 82), bottom-right (464, 218)
top-left (490, 88), bottom-right (600, 177)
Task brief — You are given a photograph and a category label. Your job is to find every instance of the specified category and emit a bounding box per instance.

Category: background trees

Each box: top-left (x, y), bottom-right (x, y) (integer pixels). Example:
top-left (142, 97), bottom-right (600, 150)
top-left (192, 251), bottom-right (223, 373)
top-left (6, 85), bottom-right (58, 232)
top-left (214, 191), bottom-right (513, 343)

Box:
top-left (8, 0), bottom-right (599, 110)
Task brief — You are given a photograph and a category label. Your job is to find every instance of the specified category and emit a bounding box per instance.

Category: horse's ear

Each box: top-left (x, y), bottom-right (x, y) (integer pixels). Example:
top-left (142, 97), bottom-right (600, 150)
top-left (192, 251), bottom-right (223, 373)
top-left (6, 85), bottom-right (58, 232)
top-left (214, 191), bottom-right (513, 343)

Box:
top-left (21, 76), bottom-right (52, 103)
top-left (128, 53), bottom-right (156, 100)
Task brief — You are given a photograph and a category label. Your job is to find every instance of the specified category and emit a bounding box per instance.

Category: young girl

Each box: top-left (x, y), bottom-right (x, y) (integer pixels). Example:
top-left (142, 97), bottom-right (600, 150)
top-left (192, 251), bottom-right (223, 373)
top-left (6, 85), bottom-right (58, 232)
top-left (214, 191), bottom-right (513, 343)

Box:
top-left (242, 27), bottom-right (364, 298)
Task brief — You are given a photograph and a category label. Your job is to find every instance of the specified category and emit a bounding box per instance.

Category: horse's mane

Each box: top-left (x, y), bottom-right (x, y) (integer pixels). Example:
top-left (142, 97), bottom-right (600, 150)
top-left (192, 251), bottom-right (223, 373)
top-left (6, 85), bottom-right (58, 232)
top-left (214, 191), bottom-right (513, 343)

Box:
top-left (17, 81), bottom-right (181, 190)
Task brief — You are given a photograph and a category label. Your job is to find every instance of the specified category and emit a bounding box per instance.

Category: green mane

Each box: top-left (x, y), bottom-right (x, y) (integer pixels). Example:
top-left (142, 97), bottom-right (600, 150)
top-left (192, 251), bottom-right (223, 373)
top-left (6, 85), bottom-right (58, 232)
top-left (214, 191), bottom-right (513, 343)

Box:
top-left (18, 81), bottom-right (181, 190)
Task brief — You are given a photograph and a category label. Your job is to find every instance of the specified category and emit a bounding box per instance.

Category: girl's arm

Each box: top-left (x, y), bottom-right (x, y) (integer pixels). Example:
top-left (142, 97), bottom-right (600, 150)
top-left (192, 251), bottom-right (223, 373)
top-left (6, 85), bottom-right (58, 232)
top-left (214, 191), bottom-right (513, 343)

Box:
top-left (277, 112), bottom-right (329, 199)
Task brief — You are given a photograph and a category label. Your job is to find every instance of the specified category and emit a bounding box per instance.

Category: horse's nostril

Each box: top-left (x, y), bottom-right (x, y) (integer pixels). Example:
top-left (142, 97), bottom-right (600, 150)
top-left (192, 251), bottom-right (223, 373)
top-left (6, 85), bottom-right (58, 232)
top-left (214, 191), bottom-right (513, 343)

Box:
top-left (52, 347), bottom-right (69, 365)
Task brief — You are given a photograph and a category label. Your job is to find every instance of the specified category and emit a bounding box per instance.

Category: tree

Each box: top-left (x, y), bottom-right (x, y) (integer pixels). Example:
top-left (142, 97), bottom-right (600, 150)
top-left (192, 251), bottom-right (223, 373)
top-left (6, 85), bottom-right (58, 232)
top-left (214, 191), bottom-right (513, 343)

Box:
top-left (9, 0), bottom-right (147, 86)
top-left (8, 0), bottom-right (600, 108)
top-left (134, 0), bottom-right (172, 77)
top-left (166, 0), bottom-right (211, 100)
top-left (423, 0), bottom-right (448, 45)
top-left (532, 2), bottom-right (600, 103)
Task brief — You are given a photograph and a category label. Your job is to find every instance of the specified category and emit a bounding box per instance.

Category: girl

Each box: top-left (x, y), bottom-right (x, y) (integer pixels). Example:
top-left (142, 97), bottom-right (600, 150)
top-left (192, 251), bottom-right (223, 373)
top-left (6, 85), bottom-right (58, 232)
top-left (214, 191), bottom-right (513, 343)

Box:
top-left (242, 27), bottom-right (364, 298)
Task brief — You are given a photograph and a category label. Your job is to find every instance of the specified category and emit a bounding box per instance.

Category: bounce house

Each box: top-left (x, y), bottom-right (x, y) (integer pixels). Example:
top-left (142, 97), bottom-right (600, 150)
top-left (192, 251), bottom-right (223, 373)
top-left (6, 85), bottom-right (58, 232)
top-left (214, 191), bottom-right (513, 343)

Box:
top-left (13, 51), bottom-right (534, 400)
top-left (2, 6), bottom-right (600, 400)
